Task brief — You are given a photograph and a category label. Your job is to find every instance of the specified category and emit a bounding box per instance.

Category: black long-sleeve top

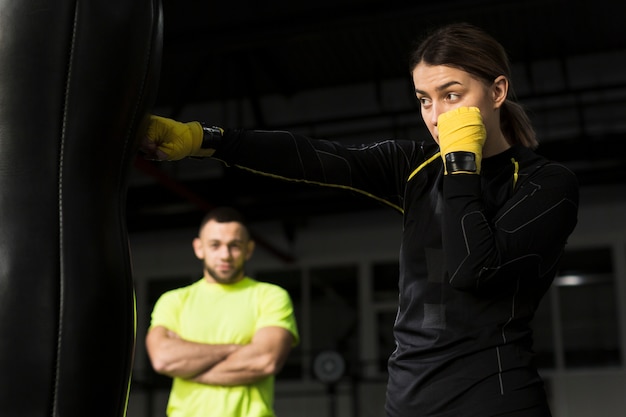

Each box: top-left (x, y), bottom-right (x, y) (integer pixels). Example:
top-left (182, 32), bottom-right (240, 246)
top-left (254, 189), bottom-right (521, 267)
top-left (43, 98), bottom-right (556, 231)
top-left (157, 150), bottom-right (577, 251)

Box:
top-left (212, 130), bottom-right (579, 417)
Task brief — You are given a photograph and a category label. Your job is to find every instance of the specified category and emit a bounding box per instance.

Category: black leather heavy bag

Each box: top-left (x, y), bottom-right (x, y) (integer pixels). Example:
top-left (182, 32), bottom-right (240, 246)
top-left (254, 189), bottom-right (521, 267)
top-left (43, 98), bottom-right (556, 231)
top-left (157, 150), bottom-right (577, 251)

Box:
top-left (0, 1), bottom-right (162, 415)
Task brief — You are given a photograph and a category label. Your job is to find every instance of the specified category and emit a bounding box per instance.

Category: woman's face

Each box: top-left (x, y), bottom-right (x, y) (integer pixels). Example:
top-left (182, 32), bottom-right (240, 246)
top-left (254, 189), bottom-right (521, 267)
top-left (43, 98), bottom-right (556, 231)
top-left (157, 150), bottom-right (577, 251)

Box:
top-left (411, 63), bottom-right (505, 145)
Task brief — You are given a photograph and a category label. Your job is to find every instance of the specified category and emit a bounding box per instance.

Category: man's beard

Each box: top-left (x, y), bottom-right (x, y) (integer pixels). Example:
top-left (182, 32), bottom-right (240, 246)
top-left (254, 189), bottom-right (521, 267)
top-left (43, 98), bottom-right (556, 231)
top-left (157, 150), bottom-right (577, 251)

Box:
top-left (205, 264), bottom-right (244, 284)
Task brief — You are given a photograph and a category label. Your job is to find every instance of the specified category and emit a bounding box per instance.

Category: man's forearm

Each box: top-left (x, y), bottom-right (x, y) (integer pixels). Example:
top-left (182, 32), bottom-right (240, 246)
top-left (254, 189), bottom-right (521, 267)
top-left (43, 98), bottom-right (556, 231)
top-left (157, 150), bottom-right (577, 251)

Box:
top-left (190, 344), bottom-right (277, 386)
top-left (189, 327), bottom-right (293, 386)
top-left (161, 340), bottom-right (240, 378)
top-left (147, 328), bottom-right (241, 378)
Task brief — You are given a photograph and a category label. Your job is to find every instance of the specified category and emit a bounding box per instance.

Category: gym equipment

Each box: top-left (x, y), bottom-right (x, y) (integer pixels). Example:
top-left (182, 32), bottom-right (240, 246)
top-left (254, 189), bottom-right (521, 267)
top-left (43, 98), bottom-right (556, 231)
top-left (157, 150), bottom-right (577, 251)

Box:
top-left (0, 0), bottom-right (162, 415)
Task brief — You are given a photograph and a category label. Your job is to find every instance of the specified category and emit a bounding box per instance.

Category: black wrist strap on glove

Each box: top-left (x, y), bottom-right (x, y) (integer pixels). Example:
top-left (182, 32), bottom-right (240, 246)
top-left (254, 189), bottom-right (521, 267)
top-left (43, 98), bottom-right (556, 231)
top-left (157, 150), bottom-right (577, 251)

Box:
top-left (200, 123), bottom-right (224, 149)
top-left (445, 151), bottom-right (477, 174)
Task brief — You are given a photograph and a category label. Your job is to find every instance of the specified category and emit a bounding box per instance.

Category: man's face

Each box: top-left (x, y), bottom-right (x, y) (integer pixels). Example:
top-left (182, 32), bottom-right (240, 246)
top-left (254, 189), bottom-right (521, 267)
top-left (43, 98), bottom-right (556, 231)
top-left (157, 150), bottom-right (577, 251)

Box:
top-left (192, 220), bottom-right (254, 284)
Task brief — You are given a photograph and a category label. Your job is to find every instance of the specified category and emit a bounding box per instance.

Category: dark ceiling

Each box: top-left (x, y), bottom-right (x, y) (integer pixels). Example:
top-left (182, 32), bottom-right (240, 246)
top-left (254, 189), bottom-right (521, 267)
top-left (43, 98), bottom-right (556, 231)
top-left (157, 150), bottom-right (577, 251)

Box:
top-left (127, 0), bottom-right (626, 234)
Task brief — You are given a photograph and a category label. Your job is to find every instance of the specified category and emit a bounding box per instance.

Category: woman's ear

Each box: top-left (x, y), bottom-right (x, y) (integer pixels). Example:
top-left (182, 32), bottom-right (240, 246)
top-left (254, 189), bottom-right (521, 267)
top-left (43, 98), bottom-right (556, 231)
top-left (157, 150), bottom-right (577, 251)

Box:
top-left (492, 75), bottom-right (508, 108)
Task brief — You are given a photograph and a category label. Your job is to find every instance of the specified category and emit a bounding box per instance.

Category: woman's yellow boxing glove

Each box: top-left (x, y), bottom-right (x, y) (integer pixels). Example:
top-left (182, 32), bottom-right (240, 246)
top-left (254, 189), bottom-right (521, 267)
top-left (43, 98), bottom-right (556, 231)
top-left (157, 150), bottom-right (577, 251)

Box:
top-left (438, 107), bottom-right (486, 174)
top-left (145, 115), bottom-right (222, 160)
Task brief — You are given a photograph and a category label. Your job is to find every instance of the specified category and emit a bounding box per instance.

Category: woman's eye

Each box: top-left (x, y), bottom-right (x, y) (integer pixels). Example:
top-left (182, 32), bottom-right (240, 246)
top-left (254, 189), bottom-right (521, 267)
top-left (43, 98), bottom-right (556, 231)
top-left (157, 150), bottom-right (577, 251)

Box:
top-left (447, 93), bottom-right (460, 101)
top-left (418, 97), bottom-right (431, 107)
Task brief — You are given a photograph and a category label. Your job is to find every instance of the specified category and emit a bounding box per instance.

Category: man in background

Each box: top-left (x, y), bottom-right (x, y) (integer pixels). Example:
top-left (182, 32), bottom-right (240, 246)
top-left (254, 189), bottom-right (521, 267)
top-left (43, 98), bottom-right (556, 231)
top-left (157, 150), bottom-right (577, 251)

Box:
top-left (146, 206), bottom-right (299, 417)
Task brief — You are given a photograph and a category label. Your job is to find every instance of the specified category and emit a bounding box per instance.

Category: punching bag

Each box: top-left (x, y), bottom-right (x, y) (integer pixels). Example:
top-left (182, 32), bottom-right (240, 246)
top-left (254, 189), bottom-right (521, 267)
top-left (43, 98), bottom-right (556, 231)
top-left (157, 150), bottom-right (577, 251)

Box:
top-left (0, 0), bottom-right (162, 416)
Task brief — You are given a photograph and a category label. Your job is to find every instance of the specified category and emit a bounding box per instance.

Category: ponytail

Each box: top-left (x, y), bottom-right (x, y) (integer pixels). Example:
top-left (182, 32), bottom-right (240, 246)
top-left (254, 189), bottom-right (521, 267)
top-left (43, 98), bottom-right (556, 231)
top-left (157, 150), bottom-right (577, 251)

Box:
top-left (501, 101), bottom-right (538, 149)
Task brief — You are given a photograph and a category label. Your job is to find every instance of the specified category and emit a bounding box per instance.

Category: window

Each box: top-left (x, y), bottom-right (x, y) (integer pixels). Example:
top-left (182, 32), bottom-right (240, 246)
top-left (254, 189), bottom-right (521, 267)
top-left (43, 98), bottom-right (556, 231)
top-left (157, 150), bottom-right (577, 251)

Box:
top-left (309, 266), bottom-right (359, 377)
top-left (557, 247), bottom-right (620, 368)
top-left (372, 262), bottom-right (399, 303)
top-left (531, 246), bottom-right (621, 369)
top-left (372, 261), bottom-right (399, 374)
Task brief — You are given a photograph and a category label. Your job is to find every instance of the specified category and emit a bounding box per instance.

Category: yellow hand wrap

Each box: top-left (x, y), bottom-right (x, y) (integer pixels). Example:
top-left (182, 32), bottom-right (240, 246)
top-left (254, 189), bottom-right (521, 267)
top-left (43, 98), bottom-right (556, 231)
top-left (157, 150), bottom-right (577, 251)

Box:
top-left (438, 107), bottom-right (486, 174)
top-left (146, 115), bottom-right (216, 160)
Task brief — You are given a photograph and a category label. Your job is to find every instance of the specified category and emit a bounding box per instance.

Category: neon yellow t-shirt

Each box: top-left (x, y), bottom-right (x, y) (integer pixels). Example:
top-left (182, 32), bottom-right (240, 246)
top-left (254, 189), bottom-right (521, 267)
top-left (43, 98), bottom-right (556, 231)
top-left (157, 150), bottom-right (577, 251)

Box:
top-left (150, 277), bottom-right (299, 417)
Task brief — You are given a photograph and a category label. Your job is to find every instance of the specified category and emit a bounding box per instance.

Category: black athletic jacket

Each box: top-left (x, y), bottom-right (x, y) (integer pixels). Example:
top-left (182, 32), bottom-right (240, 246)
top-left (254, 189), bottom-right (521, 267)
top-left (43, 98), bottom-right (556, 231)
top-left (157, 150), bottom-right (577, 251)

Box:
top-left (212, 129), bottom-right (579, 417)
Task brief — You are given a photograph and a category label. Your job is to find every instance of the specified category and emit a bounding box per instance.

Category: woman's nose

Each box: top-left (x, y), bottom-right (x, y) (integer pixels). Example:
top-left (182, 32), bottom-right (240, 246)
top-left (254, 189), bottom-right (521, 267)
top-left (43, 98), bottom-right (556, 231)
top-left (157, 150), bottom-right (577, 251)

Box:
top-left (430, 104), bottom-right (441, 127)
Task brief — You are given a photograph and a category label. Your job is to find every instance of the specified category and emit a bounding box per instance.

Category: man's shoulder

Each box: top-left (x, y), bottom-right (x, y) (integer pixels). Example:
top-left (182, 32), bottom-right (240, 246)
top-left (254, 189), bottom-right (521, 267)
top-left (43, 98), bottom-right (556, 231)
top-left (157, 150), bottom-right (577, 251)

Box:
top-left (157, 278), bottom-right (203, 300)
top-left (244, 277), bottom-right (291, 298)
top-left (244, 277), bottom-right (284, 290)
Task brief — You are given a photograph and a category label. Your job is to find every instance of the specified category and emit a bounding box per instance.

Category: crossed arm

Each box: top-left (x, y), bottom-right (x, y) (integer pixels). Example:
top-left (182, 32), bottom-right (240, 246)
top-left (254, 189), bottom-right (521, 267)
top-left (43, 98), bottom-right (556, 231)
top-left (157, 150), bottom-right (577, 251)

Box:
top-left (145, 325), bottom-right (294, 385)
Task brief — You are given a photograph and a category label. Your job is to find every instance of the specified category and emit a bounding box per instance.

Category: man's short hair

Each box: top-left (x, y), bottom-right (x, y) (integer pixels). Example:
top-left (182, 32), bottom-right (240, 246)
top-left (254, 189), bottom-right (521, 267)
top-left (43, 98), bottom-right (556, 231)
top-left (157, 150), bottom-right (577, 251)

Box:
top-left (198, 206), bottom-right (250, 236)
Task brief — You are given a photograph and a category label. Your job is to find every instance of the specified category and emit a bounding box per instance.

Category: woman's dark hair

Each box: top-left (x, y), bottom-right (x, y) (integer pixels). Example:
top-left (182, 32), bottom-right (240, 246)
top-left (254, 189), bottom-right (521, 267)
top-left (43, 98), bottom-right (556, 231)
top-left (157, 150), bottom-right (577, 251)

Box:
top-left (409, 23), bottom-right (537, 148)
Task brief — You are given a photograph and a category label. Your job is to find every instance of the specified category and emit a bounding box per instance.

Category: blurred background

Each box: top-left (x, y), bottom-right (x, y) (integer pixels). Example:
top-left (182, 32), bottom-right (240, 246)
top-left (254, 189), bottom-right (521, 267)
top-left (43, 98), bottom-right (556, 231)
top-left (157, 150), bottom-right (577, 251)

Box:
top-left (126, 1), bottom-right (626, 416)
